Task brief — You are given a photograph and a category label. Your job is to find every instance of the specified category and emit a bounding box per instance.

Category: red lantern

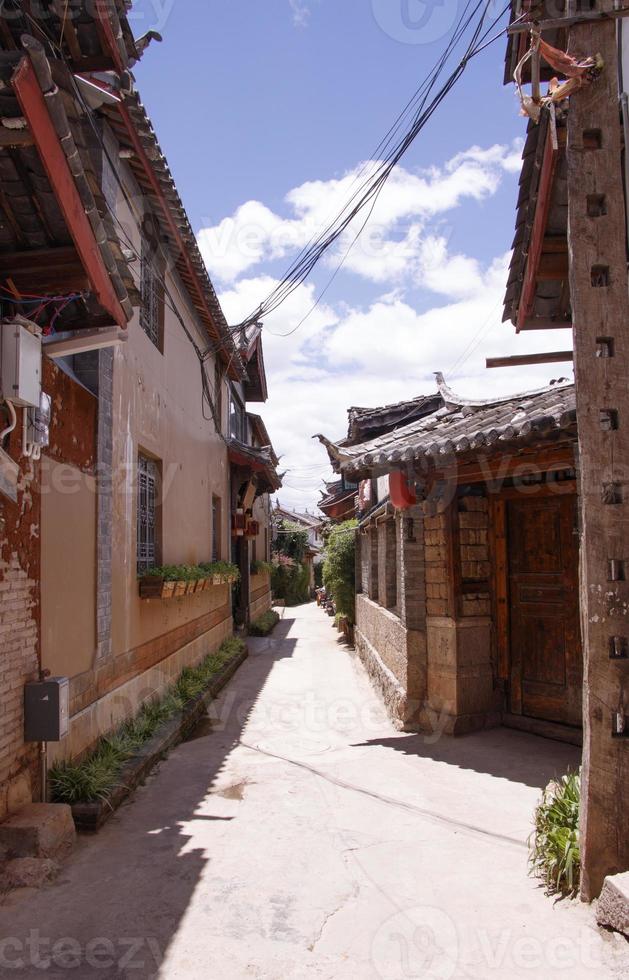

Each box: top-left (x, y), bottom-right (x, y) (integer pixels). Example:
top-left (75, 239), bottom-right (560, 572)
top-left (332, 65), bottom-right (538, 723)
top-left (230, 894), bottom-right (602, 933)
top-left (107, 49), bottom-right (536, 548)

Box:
top-left (389, 471), bottom-right (416, 510)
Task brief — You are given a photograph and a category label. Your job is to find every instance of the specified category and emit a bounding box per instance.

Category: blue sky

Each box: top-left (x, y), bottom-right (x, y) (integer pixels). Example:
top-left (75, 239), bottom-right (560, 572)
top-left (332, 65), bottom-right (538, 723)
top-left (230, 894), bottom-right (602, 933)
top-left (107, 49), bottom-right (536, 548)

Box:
top-left (132, 0), bottom-right (572, 510)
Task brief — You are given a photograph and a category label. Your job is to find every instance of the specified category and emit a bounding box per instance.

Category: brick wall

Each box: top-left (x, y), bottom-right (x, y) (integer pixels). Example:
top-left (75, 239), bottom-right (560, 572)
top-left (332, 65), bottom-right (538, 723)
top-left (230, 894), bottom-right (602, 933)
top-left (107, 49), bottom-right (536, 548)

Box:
top-left (424, 511), bottom-right (450, 617)
top-left (0, 415), bottom-right (40, 819)
top-left (458, 496), bottom-right (491, 617)
top-left (397, 505), bottom-right (426, 631)
top-left (377, 517), bottom-right (397, 609)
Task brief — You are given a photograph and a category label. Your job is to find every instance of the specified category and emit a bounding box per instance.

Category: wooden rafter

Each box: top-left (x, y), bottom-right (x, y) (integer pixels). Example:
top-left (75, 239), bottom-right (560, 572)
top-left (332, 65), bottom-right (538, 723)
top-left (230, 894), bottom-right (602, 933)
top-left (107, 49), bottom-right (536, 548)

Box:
top-left (12, 55), bottom-right (128, 325)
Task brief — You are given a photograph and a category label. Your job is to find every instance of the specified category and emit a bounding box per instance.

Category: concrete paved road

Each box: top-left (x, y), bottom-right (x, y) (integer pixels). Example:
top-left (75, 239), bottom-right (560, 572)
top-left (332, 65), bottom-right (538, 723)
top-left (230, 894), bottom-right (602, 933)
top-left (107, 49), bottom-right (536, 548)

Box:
top-left (0, 603), bottom-right (627, 979)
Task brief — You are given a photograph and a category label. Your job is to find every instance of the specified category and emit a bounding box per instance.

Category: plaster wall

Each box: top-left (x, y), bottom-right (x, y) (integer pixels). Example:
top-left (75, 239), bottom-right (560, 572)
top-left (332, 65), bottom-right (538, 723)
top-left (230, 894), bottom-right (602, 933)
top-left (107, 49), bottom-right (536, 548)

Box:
top-left (41, 459), bottom-right (96, 680)
top-left (109, 190), bottom-right (231, 662)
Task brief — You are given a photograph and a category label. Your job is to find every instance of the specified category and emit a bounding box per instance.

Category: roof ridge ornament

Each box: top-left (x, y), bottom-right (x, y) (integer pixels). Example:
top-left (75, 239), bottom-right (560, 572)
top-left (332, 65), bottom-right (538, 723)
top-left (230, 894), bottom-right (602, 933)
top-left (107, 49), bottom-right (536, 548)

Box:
top-left (434, 371), bottom-right (572, 409)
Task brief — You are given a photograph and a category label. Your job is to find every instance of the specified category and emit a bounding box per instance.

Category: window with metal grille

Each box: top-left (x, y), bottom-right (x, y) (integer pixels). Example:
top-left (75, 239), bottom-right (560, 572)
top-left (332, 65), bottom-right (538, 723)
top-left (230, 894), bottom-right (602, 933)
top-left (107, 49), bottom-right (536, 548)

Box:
top-left (140, 236), bottom-right (162, 348)
top-left (137, 454), bottom-right (159, 574)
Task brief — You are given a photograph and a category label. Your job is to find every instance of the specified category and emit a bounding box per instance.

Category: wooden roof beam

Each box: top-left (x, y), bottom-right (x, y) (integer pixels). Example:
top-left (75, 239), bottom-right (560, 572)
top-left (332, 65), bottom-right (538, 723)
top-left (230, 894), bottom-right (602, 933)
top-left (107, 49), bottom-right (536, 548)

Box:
top-left (486, 351), bottom-right (574, 369)
top-left (519, 317), bottom-right (572, 329)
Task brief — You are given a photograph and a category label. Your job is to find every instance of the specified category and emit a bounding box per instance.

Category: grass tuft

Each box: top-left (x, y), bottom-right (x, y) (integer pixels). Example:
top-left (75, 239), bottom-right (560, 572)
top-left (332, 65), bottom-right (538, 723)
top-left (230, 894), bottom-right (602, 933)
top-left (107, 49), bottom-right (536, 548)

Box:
top-left (50, 636), bottom-right (246, 806)
top-left (529, 769), bottom-right (581, 897)
top-left (248, 610), bottom-right (281, 637)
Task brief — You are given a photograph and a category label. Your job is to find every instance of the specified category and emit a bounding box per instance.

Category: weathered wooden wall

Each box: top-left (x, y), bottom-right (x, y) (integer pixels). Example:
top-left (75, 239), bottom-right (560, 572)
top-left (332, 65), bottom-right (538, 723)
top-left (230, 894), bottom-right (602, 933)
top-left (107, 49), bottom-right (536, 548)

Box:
top-left (567, 15), bottom-right (629, 898)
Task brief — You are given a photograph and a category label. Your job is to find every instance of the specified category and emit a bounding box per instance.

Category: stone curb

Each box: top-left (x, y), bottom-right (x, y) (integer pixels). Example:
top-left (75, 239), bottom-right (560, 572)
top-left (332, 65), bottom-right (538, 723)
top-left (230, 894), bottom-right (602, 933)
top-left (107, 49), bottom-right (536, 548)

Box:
top-left (70, 646), bottom-right (249, 833)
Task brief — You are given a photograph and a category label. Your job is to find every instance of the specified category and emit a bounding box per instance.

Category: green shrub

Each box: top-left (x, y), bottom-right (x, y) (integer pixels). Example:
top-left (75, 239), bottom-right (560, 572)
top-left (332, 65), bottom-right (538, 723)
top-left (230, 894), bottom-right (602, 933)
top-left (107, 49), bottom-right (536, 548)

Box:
top-left (139, 561), bottom-right (239, 583)
top-left (272, 519), bottom-right (309, 562)
top-left (529, 770), bottom-right (581, 897)
top-left (323, 520), bottom-right (357, 624)
top-left (249, 609), bottom-right (281, 636)
top-left (50, 636), bottom-right (246, 806)
top-left (271, 557), bottom-right (310, 605)
top-left (199, 560), bottom-right (240, 582)
top-left (251, 560), bottom-right (273, 576)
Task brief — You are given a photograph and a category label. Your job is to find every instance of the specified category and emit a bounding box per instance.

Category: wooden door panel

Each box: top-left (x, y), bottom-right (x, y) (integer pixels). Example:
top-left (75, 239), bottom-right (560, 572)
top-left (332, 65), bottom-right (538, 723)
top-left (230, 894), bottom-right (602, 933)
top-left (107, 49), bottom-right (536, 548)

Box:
top-left (509, 504), bottom-right (564, 574)
top-left (508, 495), bottom-right (582, 727)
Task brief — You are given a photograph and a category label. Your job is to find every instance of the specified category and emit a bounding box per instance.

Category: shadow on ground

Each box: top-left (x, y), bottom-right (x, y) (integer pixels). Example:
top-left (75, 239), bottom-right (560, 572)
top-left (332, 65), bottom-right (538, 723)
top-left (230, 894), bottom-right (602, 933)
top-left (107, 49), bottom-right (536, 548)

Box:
top-left (352, 727), bottom-right (581, 789)
top-left (0, 618), bottom-right (300, 979)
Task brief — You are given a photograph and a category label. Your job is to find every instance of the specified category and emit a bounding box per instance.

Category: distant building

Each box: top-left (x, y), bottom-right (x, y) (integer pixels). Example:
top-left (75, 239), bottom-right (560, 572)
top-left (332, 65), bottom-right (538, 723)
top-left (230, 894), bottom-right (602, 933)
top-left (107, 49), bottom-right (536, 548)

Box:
top-left (272, 503), bottom-right (324, 590)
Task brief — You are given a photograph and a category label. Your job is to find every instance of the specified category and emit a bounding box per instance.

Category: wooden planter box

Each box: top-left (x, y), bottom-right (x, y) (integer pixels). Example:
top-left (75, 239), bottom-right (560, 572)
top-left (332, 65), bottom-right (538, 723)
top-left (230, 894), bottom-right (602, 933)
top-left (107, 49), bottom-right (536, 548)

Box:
top-left (139, 578), bottom-right (176, 600)
top-left (174, 581), bottom-right (187, 598)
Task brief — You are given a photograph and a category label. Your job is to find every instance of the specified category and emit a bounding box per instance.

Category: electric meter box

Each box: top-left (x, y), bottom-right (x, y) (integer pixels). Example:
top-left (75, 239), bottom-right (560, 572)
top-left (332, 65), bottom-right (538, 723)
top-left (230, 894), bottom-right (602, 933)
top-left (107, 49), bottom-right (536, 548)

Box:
top-left (24, 678), bottom-right (69, 742)
top-left (1, 322), bottom-right (41, 407)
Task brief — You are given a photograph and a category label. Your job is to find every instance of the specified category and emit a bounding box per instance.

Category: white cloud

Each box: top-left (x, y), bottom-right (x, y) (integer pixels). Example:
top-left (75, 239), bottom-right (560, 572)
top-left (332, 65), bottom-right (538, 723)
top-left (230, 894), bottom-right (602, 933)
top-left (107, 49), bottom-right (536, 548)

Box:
top-left (198, 142), bottom-right (521, 287)
top-left (202, 138), bottom-right (569, 512)
top-left (289, 0), bottom-right (311, 28)
top-left (217, 248), bottom-right (572, 513)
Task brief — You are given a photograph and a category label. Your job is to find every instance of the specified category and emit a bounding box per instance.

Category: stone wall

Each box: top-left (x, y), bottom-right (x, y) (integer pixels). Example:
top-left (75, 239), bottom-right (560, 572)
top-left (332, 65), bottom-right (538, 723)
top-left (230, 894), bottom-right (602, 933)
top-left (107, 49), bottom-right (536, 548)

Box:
top-left (354, 504), bottom-right (427, 729)
top-left (354, 595), bottom-right (414, 727)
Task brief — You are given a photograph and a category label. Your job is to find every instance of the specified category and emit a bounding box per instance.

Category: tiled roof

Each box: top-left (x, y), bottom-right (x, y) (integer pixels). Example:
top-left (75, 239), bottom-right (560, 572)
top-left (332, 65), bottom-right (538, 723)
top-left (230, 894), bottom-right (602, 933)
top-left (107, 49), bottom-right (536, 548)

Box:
top-left (228, 440), bottom-right (282, 492)
top-left (274, 506), bottom-right (322, 528)
top-left (345, 393), bottom-right (443, 445)
top-left (102, 90), bottom-right (243, 373)
top-left (319, 381), bottom-right (576, 476)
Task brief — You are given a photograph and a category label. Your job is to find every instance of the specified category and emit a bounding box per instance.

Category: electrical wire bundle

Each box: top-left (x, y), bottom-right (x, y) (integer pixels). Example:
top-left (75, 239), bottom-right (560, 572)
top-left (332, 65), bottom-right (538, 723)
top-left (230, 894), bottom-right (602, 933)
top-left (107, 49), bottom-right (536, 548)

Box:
top-left (235, 0), bottom-right (514, 338)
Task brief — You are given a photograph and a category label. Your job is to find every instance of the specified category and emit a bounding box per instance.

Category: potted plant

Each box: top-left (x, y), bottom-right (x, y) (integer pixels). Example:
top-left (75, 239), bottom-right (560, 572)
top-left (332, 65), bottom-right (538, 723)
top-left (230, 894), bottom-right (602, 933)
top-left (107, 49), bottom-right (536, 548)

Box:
top-left (138, 567), bottom-right (177, 600)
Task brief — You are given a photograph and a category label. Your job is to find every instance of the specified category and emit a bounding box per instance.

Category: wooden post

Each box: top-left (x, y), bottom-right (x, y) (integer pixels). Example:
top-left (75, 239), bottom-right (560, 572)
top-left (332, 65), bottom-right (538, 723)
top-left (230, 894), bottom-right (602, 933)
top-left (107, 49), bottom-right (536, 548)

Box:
top-left (567, 12), bottom-right (629, 899)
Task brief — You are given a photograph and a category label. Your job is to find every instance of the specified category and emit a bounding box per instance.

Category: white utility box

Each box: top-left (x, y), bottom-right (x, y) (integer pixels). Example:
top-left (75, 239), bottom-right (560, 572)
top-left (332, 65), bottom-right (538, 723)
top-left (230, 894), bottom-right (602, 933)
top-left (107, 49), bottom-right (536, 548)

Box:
top-left (1, 321), bottom-right (42, 407)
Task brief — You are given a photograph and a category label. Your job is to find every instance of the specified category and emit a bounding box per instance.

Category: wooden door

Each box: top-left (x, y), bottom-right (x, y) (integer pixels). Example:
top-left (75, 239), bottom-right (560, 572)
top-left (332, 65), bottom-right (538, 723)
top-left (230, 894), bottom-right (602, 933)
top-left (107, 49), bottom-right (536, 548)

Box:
top-left (508, 495), bottom-right (582, 727)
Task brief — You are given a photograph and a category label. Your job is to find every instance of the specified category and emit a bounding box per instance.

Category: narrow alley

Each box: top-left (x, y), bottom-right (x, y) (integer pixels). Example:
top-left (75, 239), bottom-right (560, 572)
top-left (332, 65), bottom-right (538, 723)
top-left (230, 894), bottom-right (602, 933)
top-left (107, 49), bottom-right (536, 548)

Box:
top-left (0, 604), bottom-right (626, 979)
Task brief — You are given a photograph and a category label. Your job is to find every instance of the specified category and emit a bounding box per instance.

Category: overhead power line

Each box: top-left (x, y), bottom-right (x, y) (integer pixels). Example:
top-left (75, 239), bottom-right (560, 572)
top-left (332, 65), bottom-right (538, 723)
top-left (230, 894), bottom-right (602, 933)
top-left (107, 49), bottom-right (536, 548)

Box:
top-left (239, 0), bottom-right (514, 336)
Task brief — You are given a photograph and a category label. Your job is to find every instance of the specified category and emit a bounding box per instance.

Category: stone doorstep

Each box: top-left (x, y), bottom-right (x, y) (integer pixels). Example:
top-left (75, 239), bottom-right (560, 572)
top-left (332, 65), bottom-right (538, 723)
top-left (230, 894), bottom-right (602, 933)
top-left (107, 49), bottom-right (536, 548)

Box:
top-left (0, 804), bottom-right (76, 862)
top-left (597, 872), bottom-right (629, 937)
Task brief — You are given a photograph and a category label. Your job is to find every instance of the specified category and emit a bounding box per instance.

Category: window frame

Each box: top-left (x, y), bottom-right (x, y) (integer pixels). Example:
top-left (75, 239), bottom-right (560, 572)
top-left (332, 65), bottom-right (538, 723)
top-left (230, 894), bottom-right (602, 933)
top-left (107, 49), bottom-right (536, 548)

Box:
top-left (139, 222), bottom-right (165, 351)
top-left (137, 452), bottom-right (162, 575)
top-left (229, 388), bottom-right (246, 443)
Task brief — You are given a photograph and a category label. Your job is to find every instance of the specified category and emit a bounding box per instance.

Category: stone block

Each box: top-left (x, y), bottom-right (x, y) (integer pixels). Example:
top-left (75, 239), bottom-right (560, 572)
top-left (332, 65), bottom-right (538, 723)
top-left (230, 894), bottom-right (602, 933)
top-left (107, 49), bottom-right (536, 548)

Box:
top-left (0, 857), bottom-right (60, 890)
top-left (6, 772), bottom-right (31, 815)
top-left (0, 804), bottom-right (75, 861)
top-left (597, 872), bottom-right (629, 936)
